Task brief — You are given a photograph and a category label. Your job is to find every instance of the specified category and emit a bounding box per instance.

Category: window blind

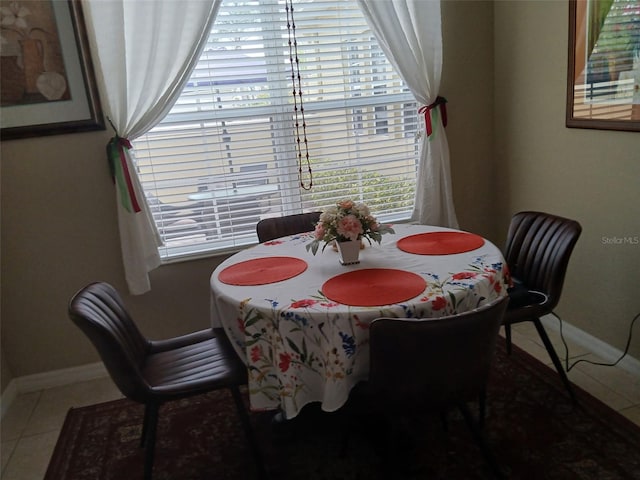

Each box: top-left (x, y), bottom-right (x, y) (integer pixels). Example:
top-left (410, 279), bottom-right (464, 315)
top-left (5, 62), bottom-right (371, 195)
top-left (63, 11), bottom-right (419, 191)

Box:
top-left (133, 0), bottom-right (419, 260)
top-left (581, 0), bottom-right (639, 106)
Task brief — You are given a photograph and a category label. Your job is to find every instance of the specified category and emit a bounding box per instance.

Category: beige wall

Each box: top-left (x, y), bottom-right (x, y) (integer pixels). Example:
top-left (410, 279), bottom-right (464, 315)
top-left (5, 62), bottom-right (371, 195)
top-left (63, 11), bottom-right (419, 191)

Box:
top-left (0, 129), bottom-right (231, 376)
top-left (1, 159), bottom-right (7, 393)
top-left (495, 1), bottom-right (640, 358)
top-left (3, 0), bottom-right (635, 385)
top-left (442, 1), bottom-right (497, 240)
top-left (1, 347), bottom-right (11, 393)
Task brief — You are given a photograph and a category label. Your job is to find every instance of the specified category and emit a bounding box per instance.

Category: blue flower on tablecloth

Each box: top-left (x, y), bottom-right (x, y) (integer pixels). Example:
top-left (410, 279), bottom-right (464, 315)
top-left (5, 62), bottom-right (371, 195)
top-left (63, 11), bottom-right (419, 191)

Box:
top-left (399, 304), bottom-right (416, 317)
top-left (340, 332), bottom-right (356, 357)
top-left (281, 310), bottom-right (309, 327)
top-left (265, 298), bottom-right (279, 308)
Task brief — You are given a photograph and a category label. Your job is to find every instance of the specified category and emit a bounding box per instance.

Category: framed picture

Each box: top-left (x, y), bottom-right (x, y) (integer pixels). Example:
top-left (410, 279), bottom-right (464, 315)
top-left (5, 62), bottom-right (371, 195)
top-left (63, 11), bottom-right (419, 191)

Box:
top-left (566, 0), bottom-right (640, 132)
top-left (0, 0), bottom-right (104, 140)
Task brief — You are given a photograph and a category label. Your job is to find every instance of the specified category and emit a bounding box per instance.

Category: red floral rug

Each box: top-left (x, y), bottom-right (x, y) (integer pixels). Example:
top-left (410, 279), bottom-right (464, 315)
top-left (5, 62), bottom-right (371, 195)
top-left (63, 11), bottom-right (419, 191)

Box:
top-left (45, 342), bottom-right (640, 479)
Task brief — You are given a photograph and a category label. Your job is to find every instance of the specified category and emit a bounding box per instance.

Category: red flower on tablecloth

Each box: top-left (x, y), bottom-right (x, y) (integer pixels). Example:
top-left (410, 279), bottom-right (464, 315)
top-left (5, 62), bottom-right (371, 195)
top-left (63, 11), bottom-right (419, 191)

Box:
top-left (432, 296), bottom-right (447, 310)
top-left (264, 240), bottom-right (284, 246)
top-left (503, 263), bottom-right (513, 287)
top-left (452, 271), bottom-right (478, 280)
top-left (353, 314), bottom-right (369, 329)
top-left (290, 299), bottom-right (318, 309)
top-left (494, 281), bottom-right (503, 293)
top-left (279, 352), bottom-right (292, 372)
top-left (250, 345), bottom-right (261, 362)
top-left (320, 301), bottom-right (340, 308)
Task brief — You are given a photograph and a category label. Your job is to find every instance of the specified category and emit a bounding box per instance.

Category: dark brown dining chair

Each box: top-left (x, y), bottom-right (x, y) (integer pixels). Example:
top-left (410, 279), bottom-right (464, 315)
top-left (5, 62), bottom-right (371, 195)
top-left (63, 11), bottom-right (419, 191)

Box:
top-left (68, 282), bottom-right (266, 480)
top-left (256, 211), bottom-right (321, 243)
top-left (365, 296), bottom-right (509, 478)
top-left (503, 211), bottom-right (582, 403)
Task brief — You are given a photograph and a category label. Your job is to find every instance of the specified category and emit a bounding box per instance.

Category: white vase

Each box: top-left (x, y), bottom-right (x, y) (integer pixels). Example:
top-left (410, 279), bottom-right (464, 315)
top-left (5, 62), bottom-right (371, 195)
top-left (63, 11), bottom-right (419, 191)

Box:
top-left (336, 240), bottom-right (361, 265)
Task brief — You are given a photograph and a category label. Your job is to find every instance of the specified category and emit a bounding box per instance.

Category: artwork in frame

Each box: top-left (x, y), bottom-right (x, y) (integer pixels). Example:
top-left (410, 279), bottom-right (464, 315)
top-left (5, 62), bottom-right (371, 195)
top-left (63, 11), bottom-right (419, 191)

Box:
top-left (566, 0), bottom-right (640, 132)
top-left (0, 0), bottom-right (104, 140)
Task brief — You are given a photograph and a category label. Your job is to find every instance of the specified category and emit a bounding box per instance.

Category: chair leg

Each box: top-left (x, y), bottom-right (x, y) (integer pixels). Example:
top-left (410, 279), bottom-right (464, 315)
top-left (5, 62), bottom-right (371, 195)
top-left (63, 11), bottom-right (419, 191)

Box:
top-left (532, 318), bottom-right (578, 405)
top-left (140, 403), bottom-right (153, 448)
top-left (142, 403), bottom-right (159, 480)
top-left (504, 324), bottom-right (512, 355)
top-left (458, 403), bottom-right (505, 480)
top-left (229, 386), bottom-right (268, 480)
top-left (439, 410), bottom-right (449, 432)
top-left (478, 390), bottom-right (486, 430)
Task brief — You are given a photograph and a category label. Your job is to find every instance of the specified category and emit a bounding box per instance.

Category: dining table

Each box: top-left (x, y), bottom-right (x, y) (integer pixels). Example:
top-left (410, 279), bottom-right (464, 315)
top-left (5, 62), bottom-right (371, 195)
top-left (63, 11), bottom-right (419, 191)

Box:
top-left (210, 223), bottom-right (509, 419)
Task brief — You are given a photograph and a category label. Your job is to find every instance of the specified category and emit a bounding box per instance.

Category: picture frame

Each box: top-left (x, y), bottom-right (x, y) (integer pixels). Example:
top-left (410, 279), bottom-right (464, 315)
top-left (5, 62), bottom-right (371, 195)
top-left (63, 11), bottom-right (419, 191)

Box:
top-left (566, 0), bottom-right (640, 132)
top-left (0, 0), bottom-right (104, 140)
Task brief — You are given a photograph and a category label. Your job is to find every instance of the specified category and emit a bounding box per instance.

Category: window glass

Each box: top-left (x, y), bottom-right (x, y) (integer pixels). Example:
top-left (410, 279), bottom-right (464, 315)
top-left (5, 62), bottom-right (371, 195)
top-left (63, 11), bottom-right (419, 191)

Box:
top-left (133, 0), bottom-right (419, 260)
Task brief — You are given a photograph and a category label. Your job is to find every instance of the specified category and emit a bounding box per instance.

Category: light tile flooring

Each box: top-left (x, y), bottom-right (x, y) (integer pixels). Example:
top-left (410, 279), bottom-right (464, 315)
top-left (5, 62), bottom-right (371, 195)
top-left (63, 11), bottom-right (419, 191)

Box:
top-left (2, 323), bottom-right (640, 480)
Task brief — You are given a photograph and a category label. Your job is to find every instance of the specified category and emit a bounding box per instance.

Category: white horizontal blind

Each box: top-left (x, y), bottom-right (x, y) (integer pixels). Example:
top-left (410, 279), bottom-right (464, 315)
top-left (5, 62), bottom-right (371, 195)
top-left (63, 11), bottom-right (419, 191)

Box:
top-left (133, 0), bottom-right (419, 260)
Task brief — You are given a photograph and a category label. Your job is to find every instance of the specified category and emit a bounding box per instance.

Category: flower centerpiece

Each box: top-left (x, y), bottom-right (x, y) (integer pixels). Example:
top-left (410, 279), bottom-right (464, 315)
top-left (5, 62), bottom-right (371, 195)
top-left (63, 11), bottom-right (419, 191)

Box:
top-left (306, 199), bottom-right (394, 263)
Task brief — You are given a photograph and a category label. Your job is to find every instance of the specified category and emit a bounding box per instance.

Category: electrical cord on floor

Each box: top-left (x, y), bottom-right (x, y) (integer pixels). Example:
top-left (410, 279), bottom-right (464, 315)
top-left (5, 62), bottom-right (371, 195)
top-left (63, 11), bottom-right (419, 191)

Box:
top-left (551, 310), bottom-right (640, 373)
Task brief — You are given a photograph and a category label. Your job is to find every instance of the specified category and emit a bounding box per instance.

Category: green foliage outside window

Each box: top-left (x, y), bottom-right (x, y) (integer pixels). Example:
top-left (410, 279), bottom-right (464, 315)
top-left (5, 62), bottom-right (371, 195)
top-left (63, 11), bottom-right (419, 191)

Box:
top-left (301, 165), bottom-right (414, 215)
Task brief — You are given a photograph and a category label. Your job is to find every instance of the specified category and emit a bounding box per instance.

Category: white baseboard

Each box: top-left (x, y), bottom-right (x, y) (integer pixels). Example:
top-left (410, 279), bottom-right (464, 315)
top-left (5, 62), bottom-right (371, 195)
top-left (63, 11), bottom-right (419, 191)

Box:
top-left (541, 314), bottom-right (640, 378)
top-left (1, 362), bottom-right (108, 419)
top-left (1, 379), bottom-right (19, 419)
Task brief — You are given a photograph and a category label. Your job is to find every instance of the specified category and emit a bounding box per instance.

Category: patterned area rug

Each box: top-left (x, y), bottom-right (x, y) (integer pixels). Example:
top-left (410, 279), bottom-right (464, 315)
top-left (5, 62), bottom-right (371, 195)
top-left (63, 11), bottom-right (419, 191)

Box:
top-left (45, 342), bottom-right (640, 480)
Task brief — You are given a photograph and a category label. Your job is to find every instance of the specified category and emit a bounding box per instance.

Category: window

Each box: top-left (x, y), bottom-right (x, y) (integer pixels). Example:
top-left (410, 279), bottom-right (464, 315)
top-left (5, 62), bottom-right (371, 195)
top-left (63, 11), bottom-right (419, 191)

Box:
top-left (133, 0), bottom-right (419, 260)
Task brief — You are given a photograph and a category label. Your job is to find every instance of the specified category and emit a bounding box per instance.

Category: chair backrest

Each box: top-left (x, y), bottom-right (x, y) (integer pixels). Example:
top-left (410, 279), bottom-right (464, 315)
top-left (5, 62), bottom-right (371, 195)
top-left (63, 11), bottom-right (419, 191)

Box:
top-left (256, 212), bottom-right (321, 243)
top-left (68, 282), bottom-right (151, 403)
top-left (504, 211), bottom-right (582, 310)
top-left (368, 296), bottom-right (509, 411)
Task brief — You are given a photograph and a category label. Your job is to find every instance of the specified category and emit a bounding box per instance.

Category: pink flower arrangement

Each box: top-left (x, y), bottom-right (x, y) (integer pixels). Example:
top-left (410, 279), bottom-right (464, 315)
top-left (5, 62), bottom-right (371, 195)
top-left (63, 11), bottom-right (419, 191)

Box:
top-left (306, 199), bottom-right (394, 255)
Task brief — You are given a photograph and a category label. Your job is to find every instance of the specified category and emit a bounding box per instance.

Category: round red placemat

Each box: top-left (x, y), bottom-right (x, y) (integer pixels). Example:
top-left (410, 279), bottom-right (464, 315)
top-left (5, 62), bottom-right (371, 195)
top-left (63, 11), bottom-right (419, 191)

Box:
top-left (397, 231), bottom-right (484, 255)
top-left (218, 257), bottom-right (307, 286)
top-left (322, 269), bottom-right (427, 307)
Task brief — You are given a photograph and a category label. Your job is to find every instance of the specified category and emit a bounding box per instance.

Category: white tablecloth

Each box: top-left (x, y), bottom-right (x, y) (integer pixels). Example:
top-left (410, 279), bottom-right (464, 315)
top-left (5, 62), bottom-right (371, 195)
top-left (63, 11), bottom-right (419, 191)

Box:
top-left (210, 224), bottom-right (508, 418)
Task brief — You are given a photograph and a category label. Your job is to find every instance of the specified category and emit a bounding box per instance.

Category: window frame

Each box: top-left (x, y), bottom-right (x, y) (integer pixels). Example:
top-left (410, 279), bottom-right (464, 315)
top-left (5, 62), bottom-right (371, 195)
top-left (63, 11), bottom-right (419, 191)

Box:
top-left (133, 0), bottom-right (421, 261)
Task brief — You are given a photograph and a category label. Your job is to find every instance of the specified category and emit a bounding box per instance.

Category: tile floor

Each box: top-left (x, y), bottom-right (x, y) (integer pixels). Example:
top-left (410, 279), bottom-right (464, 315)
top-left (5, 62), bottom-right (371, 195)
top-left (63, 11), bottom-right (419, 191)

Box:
top-left (2, 323), bottom-right (640, 480)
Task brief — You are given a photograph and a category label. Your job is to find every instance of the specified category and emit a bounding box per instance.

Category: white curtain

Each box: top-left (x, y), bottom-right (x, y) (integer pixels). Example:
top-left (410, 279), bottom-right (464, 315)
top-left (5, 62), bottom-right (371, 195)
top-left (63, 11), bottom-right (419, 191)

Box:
top-left (358, 0), bottom-right (458, 228)
top-left (82, 0), bottom-right (221, 294)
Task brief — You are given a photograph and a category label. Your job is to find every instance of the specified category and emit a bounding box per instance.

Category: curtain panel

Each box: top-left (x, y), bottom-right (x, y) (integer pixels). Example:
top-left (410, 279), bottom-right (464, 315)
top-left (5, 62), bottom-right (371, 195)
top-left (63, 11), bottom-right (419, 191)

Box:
top-left (358, 0), bottom-right (458, 228)
top-left (82, 0), bottom-right (221, 294)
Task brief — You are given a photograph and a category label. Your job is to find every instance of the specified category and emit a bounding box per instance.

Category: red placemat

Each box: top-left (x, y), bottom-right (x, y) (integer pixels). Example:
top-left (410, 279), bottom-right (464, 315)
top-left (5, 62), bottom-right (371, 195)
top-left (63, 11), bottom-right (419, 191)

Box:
top-left (218, 257), bottom-right (307, 286)
top-left (322, 269), bottom-right (427, 307)
top-left (397, 231), bottom-right (485, 255)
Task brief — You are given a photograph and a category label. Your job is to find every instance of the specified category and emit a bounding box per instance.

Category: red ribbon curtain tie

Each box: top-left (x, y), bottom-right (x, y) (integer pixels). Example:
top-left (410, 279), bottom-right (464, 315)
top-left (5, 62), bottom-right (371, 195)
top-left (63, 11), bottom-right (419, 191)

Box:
top-left (107, 135), bottom-right (141, 213)
top-left (418, 96), bottom-right (448, 137)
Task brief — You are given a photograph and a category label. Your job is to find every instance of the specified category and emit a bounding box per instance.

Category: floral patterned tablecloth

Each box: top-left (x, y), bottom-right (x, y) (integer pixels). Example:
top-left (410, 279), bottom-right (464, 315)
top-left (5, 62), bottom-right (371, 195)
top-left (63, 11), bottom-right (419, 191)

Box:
top-left (210, 224), bottom-right (509, 418)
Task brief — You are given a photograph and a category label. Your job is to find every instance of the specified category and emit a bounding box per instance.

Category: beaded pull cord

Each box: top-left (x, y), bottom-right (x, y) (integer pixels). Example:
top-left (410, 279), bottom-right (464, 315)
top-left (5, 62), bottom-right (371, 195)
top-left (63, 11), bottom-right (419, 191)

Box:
top-left (286, 0), bottom-right (312, 190)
